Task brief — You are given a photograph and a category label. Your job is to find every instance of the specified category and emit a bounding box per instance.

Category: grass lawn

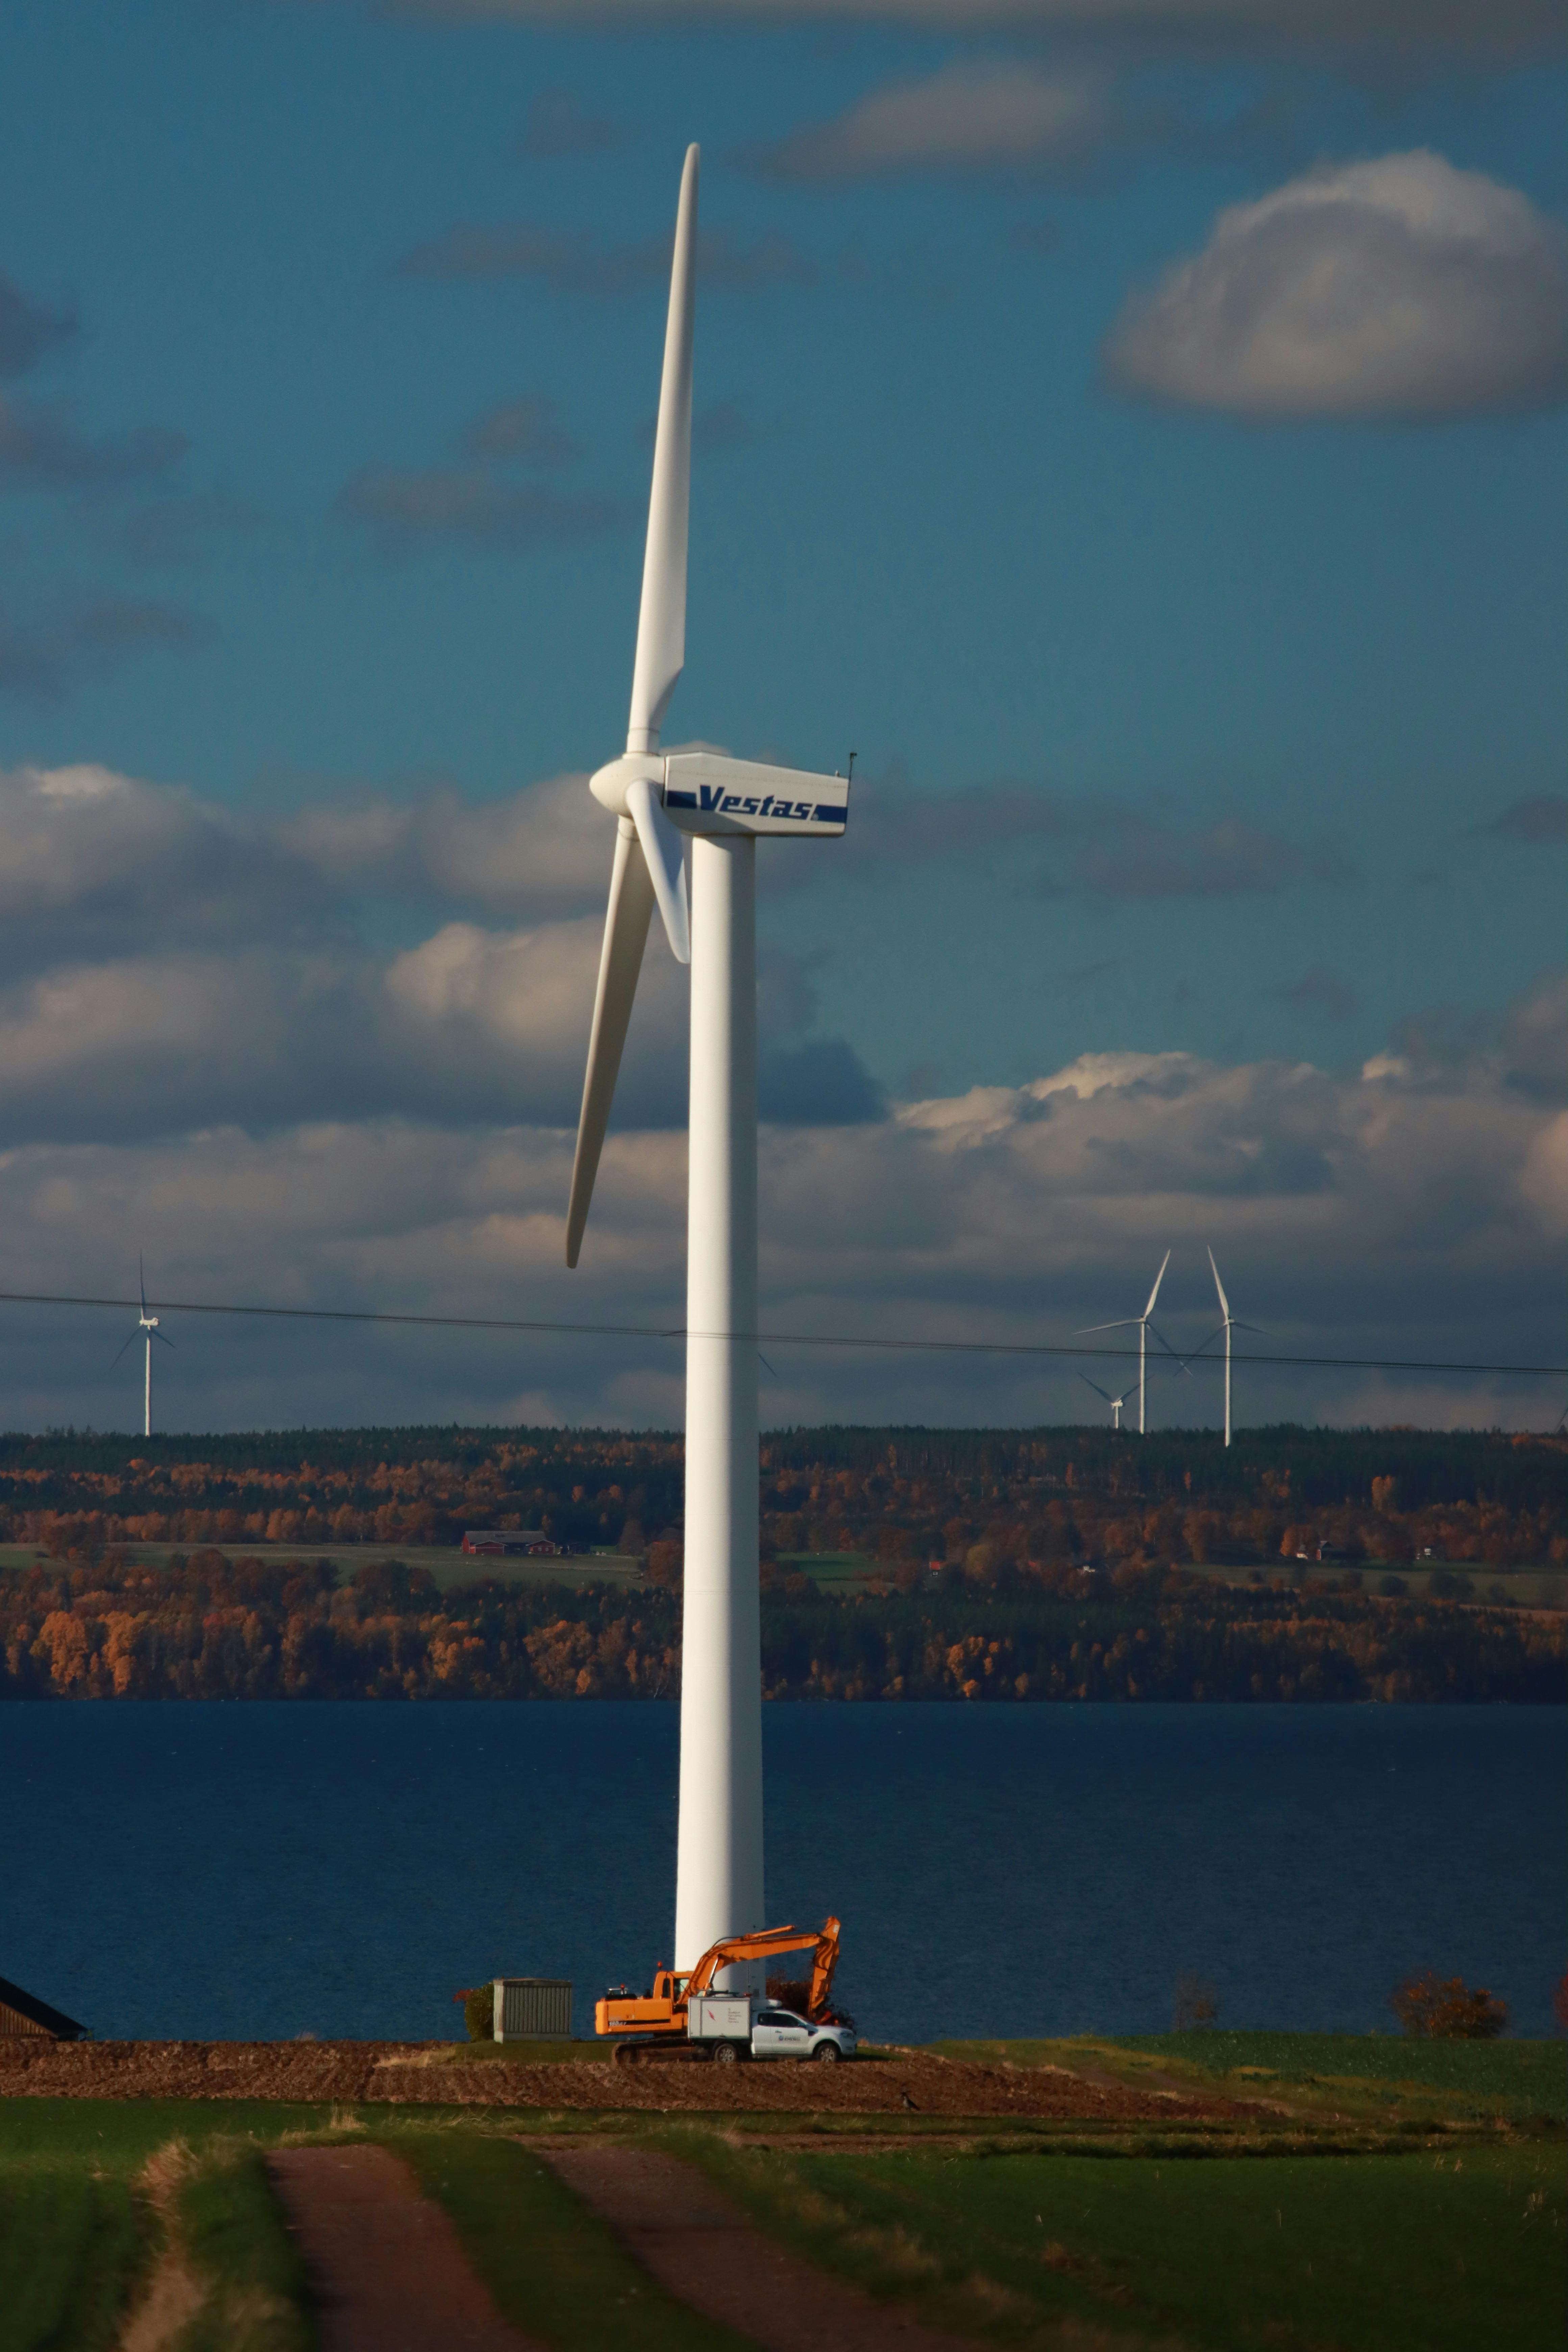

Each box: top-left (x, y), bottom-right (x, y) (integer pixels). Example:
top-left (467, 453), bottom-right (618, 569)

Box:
top-left (0, 2102), bottom-right (329, 2352)
top-left (685, 2134), bottom-right (1566, 2352)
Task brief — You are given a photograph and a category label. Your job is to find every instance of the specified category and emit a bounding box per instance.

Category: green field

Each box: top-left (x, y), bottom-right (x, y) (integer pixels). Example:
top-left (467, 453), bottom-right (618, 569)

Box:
top-left (0, 1542), bottom-right (647, 1593)
top-left (685, 2135), bottom-right (1564, 2352)
top-left (2, 2042), bottom-right (1563, 2352)
top-left (1177, 1559), bottom-right (1567, 1608)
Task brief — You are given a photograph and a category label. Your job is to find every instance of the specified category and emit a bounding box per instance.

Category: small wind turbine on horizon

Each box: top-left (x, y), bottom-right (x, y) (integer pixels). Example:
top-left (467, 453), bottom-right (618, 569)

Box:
top-left (112, 1257), bottom-right (172, 1439)
top-left (1189, 1247), bottom-right (1262, 1448)
top-left (1079, 1372), bottom-right (1135, 1430)
top-left (564, 146), bottom-right (853, 1973)
top-left (1077, 1251), bottom-right (1174, 1436)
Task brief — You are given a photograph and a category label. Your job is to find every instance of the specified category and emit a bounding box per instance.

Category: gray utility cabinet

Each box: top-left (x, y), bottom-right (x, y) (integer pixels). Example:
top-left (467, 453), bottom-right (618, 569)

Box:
top-left (492, 1977), bottom-right (573, 2041)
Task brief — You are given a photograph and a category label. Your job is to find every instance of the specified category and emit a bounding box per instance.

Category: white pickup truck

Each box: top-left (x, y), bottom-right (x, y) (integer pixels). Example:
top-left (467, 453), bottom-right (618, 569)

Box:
top-left (687, 1992), bottom-right (856, 2066)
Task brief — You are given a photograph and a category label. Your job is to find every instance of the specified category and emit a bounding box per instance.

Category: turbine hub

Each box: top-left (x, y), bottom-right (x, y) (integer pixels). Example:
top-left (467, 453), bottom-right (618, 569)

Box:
top-left (590, 752), bottom-right (663, 820)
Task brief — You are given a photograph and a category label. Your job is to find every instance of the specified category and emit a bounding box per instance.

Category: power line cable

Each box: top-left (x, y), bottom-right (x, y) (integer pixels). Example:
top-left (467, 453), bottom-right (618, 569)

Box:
top-left (0, 1288), bottom-right (1562, 1381)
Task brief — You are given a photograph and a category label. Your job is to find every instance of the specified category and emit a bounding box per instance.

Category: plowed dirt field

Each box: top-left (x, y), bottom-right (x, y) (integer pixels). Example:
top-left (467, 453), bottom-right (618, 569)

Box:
top-left (0, 2039), bottom-right (1257, 2122)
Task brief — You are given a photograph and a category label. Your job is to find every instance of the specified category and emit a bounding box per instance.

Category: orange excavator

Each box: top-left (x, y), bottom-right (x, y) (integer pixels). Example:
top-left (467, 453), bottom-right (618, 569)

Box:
top-left (594, 1916), bottom-right (843, 2046)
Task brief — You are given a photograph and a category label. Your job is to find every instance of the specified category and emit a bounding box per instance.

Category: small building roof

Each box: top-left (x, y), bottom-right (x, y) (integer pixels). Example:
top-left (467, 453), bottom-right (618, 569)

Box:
top-left (0, 1973), bottom-right (87, 2039)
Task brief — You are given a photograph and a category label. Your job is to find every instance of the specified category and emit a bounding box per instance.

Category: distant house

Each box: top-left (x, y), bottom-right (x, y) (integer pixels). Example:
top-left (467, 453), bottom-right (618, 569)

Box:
top-left (0, 1975), bottom-right (85, 2040)
top-left (460, 1530), bottom-right (559, 1557)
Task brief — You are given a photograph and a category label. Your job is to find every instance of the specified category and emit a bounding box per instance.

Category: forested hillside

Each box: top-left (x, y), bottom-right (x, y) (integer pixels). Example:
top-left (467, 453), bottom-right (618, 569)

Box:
top-left (3, 1548), bottom-right (1563, 1705)
top-left (0, 1423), bottom-right (1563, 1571)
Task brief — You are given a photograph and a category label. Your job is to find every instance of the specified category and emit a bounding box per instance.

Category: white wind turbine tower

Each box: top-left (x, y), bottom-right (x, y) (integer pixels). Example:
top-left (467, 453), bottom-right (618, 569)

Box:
top-left (1203, 1247), bottom-right (1261, 1449)
top-left (113, 1257), bottom-right (172, 1439)
top-left (565, 145), bottom-right (852, 1974)
top-left (1078, 1251), bottom-right (1172, 1436)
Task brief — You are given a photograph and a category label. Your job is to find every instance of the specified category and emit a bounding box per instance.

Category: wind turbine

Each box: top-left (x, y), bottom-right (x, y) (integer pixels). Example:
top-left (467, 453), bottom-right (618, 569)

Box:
top-left (1079, 1372), bottom-right (1134, 1430)
top-left (564, 145), bottom-right (851, 1975)
top-left (113, 1257), bottom-right (172, 1439)
top-left (1195, 1247), bottom-right (1261, 1448)
top-left (1077, 1251), bottom-right (1173, 1436)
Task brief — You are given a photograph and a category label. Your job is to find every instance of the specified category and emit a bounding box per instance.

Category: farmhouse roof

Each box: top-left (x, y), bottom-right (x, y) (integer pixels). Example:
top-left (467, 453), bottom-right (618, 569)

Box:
top-left (0, 1973), bottom-right (86, 2039)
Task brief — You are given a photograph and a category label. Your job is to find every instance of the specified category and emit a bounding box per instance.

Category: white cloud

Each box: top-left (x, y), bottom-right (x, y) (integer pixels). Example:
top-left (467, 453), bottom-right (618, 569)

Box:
top-left (755, 60), bottom-right (1112, 180)
top-left (0, 976), bottom-right (1560, 1431)
top-left (1104, 150), bottom-right (1568, 420)
top-left (282, 770), bottom-right (613, 916)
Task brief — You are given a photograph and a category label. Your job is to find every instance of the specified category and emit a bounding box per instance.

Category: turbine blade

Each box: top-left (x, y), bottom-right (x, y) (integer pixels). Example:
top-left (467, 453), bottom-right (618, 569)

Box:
top-left (139, 1252), bottom-right (147, 1315)
top-left (627, 145), bottom-right (699, 753)
top-left (1142, 1249), bottom-right (1171, 1320)
top-left (1074, 1318), bottom-right (1138, 1335)
top-left (1233, 1321), bottom-right (1266, 1336)
top-left (626, 776), bottom-right (690, 964)
top-left (565, 823), bottom-right (657, 1268)
top-left (1078, 1373), bottom-right (1112, 1402)
top-left (1145, 1320), bottom-right (1185, 1358)
top-left (1207, 1245), bottom-right (1231, 1322)
top-left (153, 1327), bottom-right (175, 1349)
top-left (111, 1332), bottom-right (137, 1369)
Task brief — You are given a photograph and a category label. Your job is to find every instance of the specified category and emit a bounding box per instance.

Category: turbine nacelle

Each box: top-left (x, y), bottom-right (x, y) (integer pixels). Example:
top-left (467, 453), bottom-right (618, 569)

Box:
top-left (590, 751), bottom-right (851, 838)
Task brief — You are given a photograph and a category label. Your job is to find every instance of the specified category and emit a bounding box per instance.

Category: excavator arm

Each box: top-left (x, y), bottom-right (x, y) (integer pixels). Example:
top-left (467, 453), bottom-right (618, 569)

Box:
top-left (687, 1916), bottom-right (841, 2017)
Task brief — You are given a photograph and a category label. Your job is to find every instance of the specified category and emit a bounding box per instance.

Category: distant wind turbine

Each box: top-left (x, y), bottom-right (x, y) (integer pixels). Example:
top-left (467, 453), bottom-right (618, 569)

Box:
top-left (1079, 1372), bottom-right (1134, 1430)
top-left (1077, 1251), bottom-right (1173, 1436)
top-left (112, 1257), bottom-right (172, 1439)
top-left (1191, 1247), bottom-right (1263, 1448)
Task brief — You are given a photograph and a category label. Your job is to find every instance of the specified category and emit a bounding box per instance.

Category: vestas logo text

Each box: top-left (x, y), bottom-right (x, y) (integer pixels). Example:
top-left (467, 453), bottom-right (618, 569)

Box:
top-left (665, 787), bottom-right (848, 823)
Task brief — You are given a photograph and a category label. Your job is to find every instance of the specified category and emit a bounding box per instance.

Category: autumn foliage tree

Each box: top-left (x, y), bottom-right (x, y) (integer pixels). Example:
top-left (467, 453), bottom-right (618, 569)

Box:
top-left (1390, 1971), bottom-right (1508, 2039)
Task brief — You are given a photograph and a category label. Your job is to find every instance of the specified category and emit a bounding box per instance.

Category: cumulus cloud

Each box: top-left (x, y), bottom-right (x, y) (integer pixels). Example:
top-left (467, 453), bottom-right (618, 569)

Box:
top-left (1104, 150), bottom-right (1568, 421)
top-left (2, 973), bottom-right (1561, 1432)
top-left (0, 269), bottom-right (77, 378)
top-left (0, 764), bottom-right (331, 962)
top-left (753, 59), bottom-right (1112, 180)
top-left (0, 759), bottom-right (619, 947)
top-left (0, 761), bottom-right (883, 1146)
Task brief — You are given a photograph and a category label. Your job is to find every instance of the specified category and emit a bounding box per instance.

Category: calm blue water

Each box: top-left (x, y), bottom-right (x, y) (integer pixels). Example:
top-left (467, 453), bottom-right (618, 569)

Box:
top-left (2, 1703), bottom-right (1562, 2044)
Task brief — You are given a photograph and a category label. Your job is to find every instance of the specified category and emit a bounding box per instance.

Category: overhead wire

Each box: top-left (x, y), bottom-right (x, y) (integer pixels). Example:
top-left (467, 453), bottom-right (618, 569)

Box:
top-left (0, 1288), bottom-right (1562, 1382)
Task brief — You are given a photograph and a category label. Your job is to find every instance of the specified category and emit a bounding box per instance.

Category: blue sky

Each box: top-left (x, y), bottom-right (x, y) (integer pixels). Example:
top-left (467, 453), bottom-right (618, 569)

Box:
top-left (0, 0), bottom-right (1562, 1431)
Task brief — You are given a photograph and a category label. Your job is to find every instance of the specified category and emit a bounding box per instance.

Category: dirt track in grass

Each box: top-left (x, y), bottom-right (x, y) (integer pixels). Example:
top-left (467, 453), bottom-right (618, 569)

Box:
top-left (0, 2038), bottom-right (1260, 2122)
top-left (267, 2143), bottom-right (541, 2352)
top-left (539, 2142), bottom-right (983, 2351)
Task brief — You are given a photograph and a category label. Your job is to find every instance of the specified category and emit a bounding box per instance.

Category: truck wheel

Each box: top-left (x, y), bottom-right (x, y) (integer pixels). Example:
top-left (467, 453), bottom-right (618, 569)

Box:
top-left (615, 2043), bottom-right (638, 2068)
top-left (813, 2040), bottom-right (841, 2063)
top-left (712, 2041), bottom-right (739, 2065)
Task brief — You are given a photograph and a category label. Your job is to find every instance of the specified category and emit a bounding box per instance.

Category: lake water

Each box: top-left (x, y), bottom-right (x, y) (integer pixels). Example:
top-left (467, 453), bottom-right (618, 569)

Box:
top-left (3, 1702), bottom-right (1562, 2044)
